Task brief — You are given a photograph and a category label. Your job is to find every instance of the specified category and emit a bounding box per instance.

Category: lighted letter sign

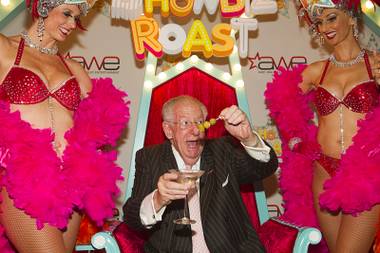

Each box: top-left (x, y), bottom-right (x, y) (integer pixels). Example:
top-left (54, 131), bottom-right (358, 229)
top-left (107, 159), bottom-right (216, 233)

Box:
top-left (131, 16), bottom-right (163, 60)
top-left (132, 0), bottom-right (278, 60)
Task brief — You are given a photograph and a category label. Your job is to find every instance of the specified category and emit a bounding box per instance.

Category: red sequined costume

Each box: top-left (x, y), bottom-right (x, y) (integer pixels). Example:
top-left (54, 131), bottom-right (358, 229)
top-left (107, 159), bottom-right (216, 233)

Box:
top-left (314, 52), bottom-right (379, 177)
top-left (265, 64), bottom-right (380, 253)
top-left (0, 38), bottom-right (81, 110)
top-left (0, 38), bottom-right (130, 252)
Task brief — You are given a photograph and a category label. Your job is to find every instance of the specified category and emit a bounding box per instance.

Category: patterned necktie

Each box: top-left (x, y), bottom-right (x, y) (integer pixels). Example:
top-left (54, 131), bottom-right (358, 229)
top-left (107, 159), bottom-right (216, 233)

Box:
top-left (187, 183), bottom-right (210, 253)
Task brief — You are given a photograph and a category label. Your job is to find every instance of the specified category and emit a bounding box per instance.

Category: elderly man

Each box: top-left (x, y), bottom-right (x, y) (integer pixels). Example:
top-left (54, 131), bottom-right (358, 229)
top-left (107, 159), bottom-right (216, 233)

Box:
top-left (123, 95), bottom-right (278, 253)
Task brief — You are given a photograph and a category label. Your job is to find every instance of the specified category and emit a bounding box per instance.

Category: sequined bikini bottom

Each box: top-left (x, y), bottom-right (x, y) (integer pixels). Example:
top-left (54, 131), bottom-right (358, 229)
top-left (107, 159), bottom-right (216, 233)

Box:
top-left (317, 153), bottom-right (341, 177)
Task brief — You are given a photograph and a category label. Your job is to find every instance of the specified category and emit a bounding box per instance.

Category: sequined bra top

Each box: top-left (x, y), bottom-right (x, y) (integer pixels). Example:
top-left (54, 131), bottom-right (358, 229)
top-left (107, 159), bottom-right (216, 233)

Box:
top-left (0, 38), bottom-right (81, 111)
top-left (315, 53), bottom-right (379, 116)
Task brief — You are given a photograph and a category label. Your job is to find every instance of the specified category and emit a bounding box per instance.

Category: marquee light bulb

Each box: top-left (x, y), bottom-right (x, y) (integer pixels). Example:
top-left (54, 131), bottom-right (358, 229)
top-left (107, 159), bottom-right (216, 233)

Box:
top-left (223, 72), bottom-right (231, 80)
top-left (146, 64), bottom-right (155, 73)
top-left (190, 55), bottom-right (199, 63)
top-left (158, 72), bottom-right (167, 80)
top-left (205, 63), bottom-right (214, 71)
top-left (176, 62), bottom-right (184, 71)
top-left (1, 0), bottom-right (10, 6)
top-left (144, 80), bottom-right (153, 89)
top-left (233, 64), bottom-right (242, 72)
top-left (236, 79), bottom-right (245, 88)
top-left (365, 0), bottom-right (375, 11)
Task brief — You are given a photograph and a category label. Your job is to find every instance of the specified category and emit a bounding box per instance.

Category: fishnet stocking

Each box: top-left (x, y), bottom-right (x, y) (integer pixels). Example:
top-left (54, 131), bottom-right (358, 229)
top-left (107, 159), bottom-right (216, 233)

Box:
top-left (336, 206), bottom-right (380, 253)
top-left (313, 162), bottom-right (341, 250)
top-left (0, 188), bottom-right (81, 253)
top-left (313, 163), bottom-right (380, 253)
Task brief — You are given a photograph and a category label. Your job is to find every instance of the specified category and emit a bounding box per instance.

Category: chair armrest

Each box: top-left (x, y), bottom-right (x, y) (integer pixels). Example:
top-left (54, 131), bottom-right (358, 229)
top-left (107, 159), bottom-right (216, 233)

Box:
top-left (270, 217), bottom-right (322, 253)
top-left (294, 227), bottom-right (322, 253)
top-left (75, 220), bottom-right (147, 253)
top-left (75, 220), bottom-right (122, 253)
top-left (75, 231), bottom-right (120, 253)
top-left (92, 232), bottom-right (121, 253)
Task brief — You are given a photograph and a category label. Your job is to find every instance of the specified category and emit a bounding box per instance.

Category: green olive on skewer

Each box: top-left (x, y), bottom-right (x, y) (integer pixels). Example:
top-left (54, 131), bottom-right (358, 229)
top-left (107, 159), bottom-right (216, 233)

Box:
top-left (197, 116), bottom-right (223, 132)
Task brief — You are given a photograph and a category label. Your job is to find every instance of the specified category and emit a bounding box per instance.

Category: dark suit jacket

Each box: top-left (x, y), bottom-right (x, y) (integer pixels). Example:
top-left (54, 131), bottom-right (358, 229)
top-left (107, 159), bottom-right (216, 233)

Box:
top-left (123, 136), bottom-right (278, 253)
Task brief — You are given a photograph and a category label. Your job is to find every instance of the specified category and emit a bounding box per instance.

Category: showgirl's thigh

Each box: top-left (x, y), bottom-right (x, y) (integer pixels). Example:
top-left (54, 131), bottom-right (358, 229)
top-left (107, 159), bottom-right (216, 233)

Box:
top-left (63, 211), bottom-right (81, 252)
top-left (0, 187), bottom-right (81, 253)
top-left (313, 162), bottom-right (341, 251)
top-left (336, 205), bottom-right (380, 253)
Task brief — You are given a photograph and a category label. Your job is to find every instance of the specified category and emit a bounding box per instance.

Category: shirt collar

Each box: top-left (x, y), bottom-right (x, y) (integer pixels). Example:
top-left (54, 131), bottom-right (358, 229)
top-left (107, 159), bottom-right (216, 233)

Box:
top-left (171, 145), bottom-right (200, 171)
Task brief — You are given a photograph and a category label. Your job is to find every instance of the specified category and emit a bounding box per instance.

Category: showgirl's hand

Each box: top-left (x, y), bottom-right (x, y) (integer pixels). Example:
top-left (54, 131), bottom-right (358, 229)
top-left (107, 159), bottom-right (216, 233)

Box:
top-left (219, 105), bottom-right (257, 146)
top-left (153, 170), bottom-right (190, 211)
top-left (373, 50), bottom-right (380, 84)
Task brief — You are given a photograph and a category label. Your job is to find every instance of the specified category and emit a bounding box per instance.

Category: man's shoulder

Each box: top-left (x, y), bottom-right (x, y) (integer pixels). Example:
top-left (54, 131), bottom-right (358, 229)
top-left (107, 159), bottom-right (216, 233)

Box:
top-left (137, 141), bottom-right (170, 156)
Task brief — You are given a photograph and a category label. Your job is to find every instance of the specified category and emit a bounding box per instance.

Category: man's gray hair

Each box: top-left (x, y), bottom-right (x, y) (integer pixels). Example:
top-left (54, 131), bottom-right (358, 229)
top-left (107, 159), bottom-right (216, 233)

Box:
top-left (162, 95), bottom-right (208, 122)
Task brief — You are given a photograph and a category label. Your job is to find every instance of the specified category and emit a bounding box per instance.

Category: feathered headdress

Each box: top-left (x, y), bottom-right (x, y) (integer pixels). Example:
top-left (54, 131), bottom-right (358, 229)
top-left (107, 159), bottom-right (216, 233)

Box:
top-left (297, 0), bottom-right (364, 45)
top-left (26, 0), bottom-right (98, 18)
top-left (298, 0), bottom-right (361, 25)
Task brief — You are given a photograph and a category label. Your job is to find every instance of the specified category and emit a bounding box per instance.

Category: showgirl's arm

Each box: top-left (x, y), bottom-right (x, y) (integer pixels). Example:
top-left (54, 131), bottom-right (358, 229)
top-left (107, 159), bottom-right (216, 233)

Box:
top-left (368, 51), bottom-right (380, 84)
top-left (65, 58), bottom-right (93, 97)
top-left (300, 61), bottom-right (325, 94)
top-left (0, 33), bottom-right (10, 50)
top-left (0, 34), bottom-right (13, 81)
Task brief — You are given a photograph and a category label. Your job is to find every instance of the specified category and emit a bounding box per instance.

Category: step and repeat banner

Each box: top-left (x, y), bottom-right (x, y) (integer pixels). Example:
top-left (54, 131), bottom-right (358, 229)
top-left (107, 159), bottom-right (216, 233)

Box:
top-left (2, 0), bottom-right (379, 216)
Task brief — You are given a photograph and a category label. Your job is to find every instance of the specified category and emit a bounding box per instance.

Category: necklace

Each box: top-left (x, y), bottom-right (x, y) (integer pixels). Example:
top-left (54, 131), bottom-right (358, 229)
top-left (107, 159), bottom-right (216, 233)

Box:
top-left (47, 96), bottom-right (61, 155)
top-left (329, 49), bottom-right (365, 68)
top-left (20, 31), bottom-right (58, 55)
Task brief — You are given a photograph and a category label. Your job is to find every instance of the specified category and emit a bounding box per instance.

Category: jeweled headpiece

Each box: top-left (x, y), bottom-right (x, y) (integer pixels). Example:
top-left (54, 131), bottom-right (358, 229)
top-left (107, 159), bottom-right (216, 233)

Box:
top-left (298, 0), bottom-right (361, 24)
top-left (26, 0), bottom-right (97, 18)
top-left (297, 0), bottom-right (362, 44)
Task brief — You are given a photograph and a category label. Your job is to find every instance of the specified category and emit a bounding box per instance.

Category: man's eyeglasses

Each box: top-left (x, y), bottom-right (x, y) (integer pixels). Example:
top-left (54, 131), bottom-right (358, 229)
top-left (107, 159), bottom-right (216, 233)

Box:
top-left (167, 120), bottom-right (204, 130)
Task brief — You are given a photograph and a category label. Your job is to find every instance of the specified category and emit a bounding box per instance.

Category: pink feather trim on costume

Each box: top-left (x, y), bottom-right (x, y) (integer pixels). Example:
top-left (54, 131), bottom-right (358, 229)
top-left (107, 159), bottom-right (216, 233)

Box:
top-left (0, 101), bottom-right (70, 229)
top-left (265, 66), bottom-right (326, 252)
top-left (265, 65), bottom-right (320, 226)
top-left (64, 78), bottom-right (130, 227)
top-left (0, 78), bottom-right (129, 250)
top-left (320, 101), bottom-right (380, 215)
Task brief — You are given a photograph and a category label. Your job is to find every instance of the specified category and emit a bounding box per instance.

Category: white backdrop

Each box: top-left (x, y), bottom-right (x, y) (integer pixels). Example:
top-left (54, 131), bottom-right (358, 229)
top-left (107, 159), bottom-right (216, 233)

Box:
top-left (1, 0), bottom-right (379, 215)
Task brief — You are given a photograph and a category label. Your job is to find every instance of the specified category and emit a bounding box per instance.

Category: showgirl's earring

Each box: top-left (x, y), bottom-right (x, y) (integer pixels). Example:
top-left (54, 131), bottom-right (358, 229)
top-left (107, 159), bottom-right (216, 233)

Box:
top-left (318, 33), bottom-right (325, 46)
top-left (37, 17), bottom-right (45, 42)
top-left (353, 22), bottom-right (359, 41)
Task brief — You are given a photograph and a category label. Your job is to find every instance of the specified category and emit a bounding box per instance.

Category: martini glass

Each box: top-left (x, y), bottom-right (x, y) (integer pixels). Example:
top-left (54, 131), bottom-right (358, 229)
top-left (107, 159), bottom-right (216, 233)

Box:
top-left (173, 169), bottom-right (205, 225)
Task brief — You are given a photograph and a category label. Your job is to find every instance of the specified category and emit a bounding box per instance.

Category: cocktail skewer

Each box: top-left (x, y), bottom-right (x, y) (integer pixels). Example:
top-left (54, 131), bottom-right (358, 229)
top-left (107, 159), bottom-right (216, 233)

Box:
top-left (197, 116), bottom-right (224, 132)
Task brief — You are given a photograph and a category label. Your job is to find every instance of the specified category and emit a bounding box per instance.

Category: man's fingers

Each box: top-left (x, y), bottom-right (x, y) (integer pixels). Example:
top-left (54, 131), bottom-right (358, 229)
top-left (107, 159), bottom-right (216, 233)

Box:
top-left (219, 105), bottom-right (238, 121)
top-left (164, 193), bottom-right (188, 200)
top-left (162, 171), bottom-right (179, 180)
top-left (226, 110), bottom-right (245, 125)
top-left (159, 189), bottom-right (188, 201)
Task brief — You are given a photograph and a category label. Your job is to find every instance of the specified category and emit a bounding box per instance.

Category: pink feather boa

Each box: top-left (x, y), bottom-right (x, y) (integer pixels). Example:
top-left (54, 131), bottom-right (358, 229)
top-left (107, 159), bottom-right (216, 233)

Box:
top-left (265, 65), bottom-right (320, 227)
top-left (265, 65), bottom-right (380, 252)
top-left (0, 78), bottom-right (129, 251)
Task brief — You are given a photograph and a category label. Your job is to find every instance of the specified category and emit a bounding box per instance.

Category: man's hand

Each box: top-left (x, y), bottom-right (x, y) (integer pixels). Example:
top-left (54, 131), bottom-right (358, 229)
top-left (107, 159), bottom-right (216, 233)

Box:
top-left (219, 105), bottom-right (258, 146)
top-left (153, 170), bottom-right (193, 212)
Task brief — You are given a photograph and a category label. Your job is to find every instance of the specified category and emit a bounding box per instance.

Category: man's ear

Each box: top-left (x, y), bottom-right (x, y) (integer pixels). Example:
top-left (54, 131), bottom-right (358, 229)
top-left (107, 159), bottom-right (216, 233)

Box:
top-left (162, 121), bottom-right (173, 139)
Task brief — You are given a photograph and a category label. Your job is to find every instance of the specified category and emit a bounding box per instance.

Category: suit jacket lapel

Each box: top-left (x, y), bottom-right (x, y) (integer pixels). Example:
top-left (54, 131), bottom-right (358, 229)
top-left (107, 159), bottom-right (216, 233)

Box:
top-left (200, 141), bottom-right (217, 219)
top-left (160, 141), bottom-right (184, 216)
top-left (160, 141), bottom-right (179, 173)
top-left (160, 141), bottom-right (193, 251)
